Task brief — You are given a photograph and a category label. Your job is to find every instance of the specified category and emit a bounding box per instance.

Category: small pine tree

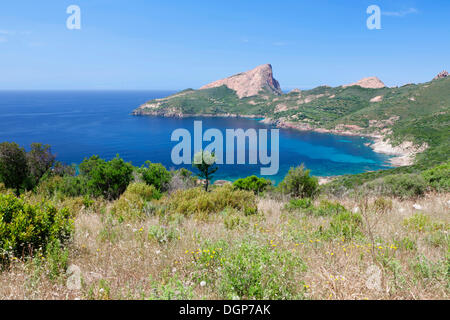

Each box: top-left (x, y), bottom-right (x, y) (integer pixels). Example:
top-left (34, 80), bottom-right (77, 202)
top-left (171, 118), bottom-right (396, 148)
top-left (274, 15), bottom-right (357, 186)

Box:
top-left (192, 151), bottom-right (218, 192)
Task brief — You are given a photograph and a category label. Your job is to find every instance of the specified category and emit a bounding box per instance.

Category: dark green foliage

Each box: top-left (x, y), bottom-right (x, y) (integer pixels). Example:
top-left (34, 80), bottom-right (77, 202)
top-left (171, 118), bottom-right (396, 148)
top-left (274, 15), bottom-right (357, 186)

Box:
top-left (0, 193), bottom-right (73, 265)
top-left (279, 164), bottom-right (319, 198)
top-left (285, 198), bottom-right (312, 211)
top-left (327, 211), bottom-right (363, 240)
top-left (192, 151), bottom-right (218, 192)
top-left (141, 161), bottom-right (172, 192)
top-left (0, 142), bottom-right (28, 193)
top-left (26, 143), bottom-right (56, 188)
top-left (233, 175), bottom-right (272, 194)
top-left (363, 173), bottom-right (427, 199)
top-left (79, 155), bottom-right (134, 200)
top-left (308, 200), bottom-right (347, 217)
top-left (422, 162), bottom-right (450, 192)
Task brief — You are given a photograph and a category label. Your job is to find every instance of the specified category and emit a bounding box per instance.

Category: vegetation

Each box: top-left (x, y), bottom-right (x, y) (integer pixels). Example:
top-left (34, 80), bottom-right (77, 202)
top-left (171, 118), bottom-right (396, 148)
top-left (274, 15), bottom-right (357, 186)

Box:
top-left (0, 193), bottom-right (73, 266)
top-left (0, 142), bottom-right (28, 193)
top-left (79, 155), bottom-right (134, 200)
top-left (136, 77), bottom-right (450, 193)
top-left (0, 142), bottom-right (448, 299)
top-left (279, 164), bottom-right (319, 198)
top-left (233, 175), bottom-right (272, 194)
top-left (140, 161), bottom-right (172, 192)
top-left (192, 151), bottom-right (218, 192)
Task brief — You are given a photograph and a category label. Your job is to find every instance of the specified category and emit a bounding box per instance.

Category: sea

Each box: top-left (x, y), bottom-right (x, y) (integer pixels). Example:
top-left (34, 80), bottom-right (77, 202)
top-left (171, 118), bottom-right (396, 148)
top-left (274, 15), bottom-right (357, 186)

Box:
top-left (0, 90), bottom-right (393, 184)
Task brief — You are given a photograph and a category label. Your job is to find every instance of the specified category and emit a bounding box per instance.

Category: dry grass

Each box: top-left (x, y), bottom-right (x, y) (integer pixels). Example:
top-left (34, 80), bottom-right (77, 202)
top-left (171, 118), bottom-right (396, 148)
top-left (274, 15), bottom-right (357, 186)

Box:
top-left (0, 192), bottom-right (448, 300)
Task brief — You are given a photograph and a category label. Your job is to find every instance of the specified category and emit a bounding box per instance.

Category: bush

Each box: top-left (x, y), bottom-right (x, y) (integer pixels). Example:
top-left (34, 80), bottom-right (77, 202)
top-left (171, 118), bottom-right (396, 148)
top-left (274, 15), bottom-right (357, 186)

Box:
top-left (167, 168), bottom-right (196, 194)
top-left (363, 173), bottom-right (427, 199)
top-left (0, 193), bottom-right (73, 264)
top-left (328, 211), bottom-right (363, 240)
top-left (279, 164), bottom-right (319, 198)
top-left (285, 198), bottom-right (312, 211)
top-left (219, 241), bottom-right (307, 299)
top-left (422, 162), bottom-right (450, 192)
top-left (164, 185), bottom-right (257, 219)
top-left (26, 143), bottom-right (56, 188)
top-left (233, 175), bottom-right (272, 194)
top-left (37, 175), bottom-right (89, 199)
top-left (0, 142), bottom-right (28, 193)
top-left (403, 213), bottom-right (447, 232)
top-left (80, 155), bottom-right (134, 200)
top-left (111, 183), bottom-right (160, 220)
top-left (141, 161), bottom-right (172, 192)
top-left (0, 183), bottom-right (6, 194)
top-left (308, 200), bottom-right (347, 217)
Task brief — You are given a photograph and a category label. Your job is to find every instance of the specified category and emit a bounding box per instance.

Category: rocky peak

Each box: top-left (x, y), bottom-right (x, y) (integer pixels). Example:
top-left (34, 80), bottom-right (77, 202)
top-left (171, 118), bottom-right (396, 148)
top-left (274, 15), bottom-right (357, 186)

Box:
top-left (343, 77), bottom-right (386, 89)
top-left (434, 70), bottom-right (449, 80)
top-left (199, 64), bottom-right (282, 98)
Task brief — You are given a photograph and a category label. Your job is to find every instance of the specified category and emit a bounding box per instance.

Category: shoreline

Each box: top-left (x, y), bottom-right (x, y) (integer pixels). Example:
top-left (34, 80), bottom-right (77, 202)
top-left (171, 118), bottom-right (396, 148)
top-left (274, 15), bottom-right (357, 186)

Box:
top-left (261, 117), bottom-right (428, 168)
top-left (132, 110), bottom-right (427, 170)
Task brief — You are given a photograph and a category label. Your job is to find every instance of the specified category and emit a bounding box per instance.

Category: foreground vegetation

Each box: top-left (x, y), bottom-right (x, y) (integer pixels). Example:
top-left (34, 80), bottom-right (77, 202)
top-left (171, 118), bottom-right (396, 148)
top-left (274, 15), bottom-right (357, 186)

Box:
top-left (0, 142), bottom-right (448, 300)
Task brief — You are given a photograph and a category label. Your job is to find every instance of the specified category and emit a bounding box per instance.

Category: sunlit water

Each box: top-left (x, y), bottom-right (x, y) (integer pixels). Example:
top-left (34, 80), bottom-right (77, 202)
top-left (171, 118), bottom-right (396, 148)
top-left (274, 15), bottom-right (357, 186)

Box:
top-left (0, 91), bottom-right (393, 183)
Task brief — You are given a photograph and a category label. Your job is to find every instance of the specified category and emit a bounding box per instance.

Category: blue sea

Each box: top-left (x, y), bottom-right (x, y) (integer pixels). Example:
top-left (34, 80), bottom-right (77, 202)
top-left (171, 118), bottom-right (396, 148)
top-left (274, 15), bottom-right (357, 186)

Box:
top-left (0, 91), bottom-right (393, 184)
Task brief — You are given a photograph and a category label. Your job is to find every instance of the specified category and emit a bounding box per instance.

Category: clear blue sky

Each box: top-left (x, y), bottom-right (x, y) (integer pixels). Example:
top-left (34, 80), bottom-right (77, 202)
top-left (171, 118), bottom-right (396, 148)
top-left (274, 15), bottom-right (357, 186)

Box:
top-left (0, 0), bottom-right (448, 90)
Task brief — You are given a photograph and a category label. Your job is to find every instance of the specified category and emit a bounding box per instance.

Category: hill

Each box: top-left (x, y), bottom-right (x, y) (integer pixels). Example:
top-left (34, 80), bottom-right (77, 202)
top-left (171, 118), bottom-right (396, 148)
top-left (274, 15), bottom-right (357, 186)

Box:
top-left (133, 66), bottom-right (449, 176)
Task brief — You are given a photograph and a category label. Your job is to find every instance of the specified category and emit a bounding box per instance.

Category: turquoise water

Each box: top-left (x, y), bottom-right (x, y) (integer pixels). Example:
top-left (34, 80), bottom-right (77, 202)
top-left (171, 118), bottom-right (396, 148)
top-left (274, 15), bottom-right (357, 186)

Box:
top-left (0, 91), bottom-right (393, 183)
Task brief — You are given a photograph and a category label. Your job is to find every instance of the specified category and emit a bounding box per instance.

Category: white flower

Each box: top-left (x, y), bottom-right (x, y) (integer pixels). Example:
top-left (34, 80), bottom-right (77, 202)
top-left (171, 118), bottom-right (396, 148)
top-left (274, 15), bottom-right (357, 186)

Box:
top-left (200, 281), bottom-right (206, 287)
top-left (413, 204), bottom-right (423, 210)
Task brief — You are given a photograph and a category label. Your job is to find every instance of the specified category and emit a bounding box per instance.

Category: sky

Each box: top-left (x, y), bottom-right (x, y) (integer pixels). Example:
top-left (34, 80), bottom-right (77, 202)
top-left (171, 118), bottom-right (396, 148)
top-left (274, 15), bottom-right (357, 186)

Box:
top-left (0, 0), bottom-right (449, 90)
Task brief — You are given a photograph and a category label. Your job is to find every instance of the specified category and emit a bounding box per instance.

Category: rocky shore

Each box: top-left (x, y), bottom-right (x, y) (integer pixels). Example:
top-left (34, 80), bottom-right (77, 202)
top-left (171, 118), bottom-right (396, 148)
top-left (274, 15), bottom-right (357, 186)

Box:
top-left (261, 118), bottom-right (428, 167)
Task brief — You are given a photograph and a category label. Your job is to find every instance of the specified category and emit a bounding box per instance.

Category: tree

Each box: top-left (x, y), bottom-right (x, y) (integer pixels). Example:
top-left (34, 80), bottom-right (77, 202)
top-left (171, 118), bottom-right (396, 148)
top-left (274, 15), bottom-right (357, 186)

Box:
top-left (192, 151), bottom-right (218, 192)
top-left (79, 155), bottom-right (134, 200)
top-left (27, 143), bottom-right (56, 187)
top-left (0, 142), bottom-right (28, 193)
top-left (233, 175), bottom-right (272, 194)
top-left (140, 161), bottom-right (172, 192)
top-left (279, 164), bottom-right (319, 198)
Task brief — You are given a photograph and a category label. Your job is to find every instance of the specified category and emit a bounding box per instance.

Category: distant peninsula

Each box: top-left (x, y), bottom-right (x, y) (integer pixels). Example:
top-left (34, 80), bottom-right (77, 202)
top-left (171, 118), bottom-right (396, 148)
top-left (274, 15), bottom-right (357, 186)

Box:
top-left (133, 64), bottom-right (449, 168)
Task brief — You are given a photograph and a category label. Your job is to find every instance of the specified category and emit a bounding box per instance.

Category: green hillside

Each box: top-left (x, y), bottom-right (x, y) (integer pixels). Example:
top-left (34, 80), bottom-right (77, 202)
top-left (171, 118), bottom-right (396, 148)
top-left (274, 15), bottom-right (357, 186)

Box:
top-left (133, 77), bottom-right (450, 189)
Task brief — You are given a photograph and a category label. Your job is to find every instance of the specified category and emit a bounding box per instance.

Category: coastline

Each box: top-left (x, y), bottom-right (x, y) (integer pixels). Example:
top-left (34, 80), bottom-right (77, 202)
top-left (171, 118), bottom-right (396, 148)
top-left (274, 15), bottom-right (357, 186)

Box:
top-left (133, 108), bottom-right (427, 170)
top-left (261, 117), bottom-right (428, 168)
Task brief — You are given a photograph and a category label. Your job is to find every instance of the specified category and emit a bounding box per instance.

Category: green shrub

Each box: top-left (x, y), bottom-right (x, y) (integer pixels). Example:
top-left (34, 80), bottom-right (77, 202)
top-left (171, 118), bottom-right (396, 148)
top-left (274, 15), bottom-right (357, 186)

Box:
top-left (148, 274), bottom-right (193, 300)
top-left (45, 239), bottom-right (69, 281)
top-left (147, 225), bottom-right (178, 244)
top-left (79, 155), bottom-right (134, 200)
top-left (233, 175), bottom-right (272, 194)
top-left (403, 213), bottom-right (447, 232)
top-left (0, 142), bottom-right (28, 193)
top-left (279, 164), bottom-right (319, 198)
top-left (422, 162), bottom-right (450, 192)
top-left (285, 198), bottom-right (312, 211)
top-left (328, 211), bottom-right (363, 240)
top-left (164, 185), bottom-right (257, 219)
top-left (308, 200), bottom-right (347, 216)
top-left (363, 174), bottom-right (427, 199)
top-left (111, 183), bottom-right (160, 220)
top-left (141, 161), bottom-right (172, 192)
top-left (393, 237), bottom-right (417, 251)
top-left (26, 143), bottom-right (56, 188)
top-left (37, 175), bottom-right (89, 199)
top-left (0, 182), bottom-right (6, 194)
top-left (0, 193), bottom-right (73, 264)
top-left (372, 197), bottom-right (393, 214)
top-left (219, 241), bottom-right (307, 299)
